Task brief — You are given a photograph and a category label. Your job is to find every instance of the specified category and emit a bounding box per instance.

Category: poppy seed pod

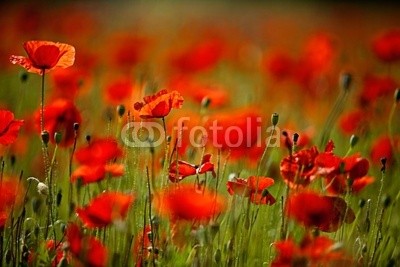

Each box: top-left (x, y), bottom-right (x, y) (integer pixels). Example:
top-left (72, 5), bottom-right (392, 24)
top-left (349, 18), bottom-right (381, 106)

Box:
top-left (350, 134), bottom-right (359, 148)
top-left (54, 132), bottom-right (62, 144)
top-left (41, 130), bottom-right (50, 145)
top-left (117, 104), bottom-right (126, 117)
top-left (201, 97), bottom-right (211, 108)
top-left (271, 113), bottom-right (279, 126)
top-left (340, 72), bottom-right (352, 91)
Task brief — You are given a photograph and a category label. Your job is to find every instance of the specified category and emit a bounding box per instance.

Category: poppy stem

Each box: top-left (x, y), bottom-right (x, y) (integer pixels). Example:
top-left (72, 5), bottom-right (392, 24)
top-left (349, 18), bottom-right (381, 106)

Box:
top-left (40, 70), bottom-right (45, 133)
top-left (162, 117), bottom-right (167, 135)
top-left (146, 167), bottom-right (156, 267)
top-left (388, 101), bottom-right (399, 164)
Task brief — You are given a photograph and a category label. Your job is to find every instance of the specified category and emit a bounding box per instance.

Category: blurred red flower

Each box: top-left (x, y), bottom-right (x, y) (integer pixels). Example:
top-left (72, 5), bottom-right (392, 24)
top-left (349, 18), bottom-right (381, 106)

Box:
top-left (70, 163), bottom-right (124, 185)
top-left (272, 235), bottom-right (353, 266)
top-left (34, 99), bottom-right (81, 147)
top-left (10, 40), bottom-right (75, 74)
top-left (76, 191), bottom-right (134, 228)
top-left (370, 135), bottom-right (400, 165)
top-left (372, 29), bottom-right (400, 63)
top-left (359, 75), bottom-right (397, 105)
top-left (134, 90), bottom-right (184, 119)
top-left (168, 154), bottom-right (216, 182)
top-left (280, 146), bottom-right (319, 188)
top-left (262, 51), bottom-right (294, 81)
top-left (74, 137), bottom-right (123, 166)
top-left (285, 191), bottom-right (355, 232)
top-left (339, 109), bottom-right (369, 135)
top-left (50, 68), bottom-right (90, 100)
top-left (0, 178), bottom-right (24, 230)
top-left (104, 77), bottom-right (133, 105)
top-left (154, 184), bottom-right (226, 222)
top-left (46, 240), bottom-right (65, 267)
top-left (227, 176), bottom-right (276, 205)
top-left (66, 223), bottom-right (108, 267)
top-left (0, 109), bottom-right (24, 146)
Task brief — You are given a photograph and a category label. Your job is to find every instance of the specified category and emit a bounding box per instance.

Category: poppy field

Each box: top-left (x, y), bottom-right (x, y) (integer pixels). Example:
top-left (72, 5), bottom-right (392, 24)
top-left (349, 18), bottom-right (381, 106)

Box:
top-left (1, 1), bottom-right (400, 266)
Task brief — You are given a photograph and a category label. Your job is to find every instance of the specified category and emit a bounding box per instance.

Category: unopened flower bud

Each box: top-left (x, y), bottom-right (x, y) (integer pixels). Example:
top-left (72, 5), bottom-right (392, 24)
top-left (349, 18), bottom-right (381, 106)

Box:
top-left (37, 182), bottom-right (49, 195)
top-left (201, 97), bottom-right (211, 108)
top-left (54, 132), bottom-right (62, 144)
top-left (350, 134), bottom-right (359, 148)
top-left (358, 198), bottom-right (366, 208)
top-left (57, 189), bottom-right (62, 206)
top-left (41, 130), bottom-right (50, 145)
top-left (117, 105), bottom-right (126, 117)
top-left (293, 133), bottom-right (299, 144)
top-left (73, 122), bottom-right (80, 131)
top-left (380, 157), bottom-right (387, 172)
top-left (340, 72), bottom-right (352, 92)
top-left (383, 195), bottom-right (391, 208)
top-left (19, 71), bottom-right (29, 83)
top-left (395, 88), bottom-right (400, 103)
top-left (86, 134), bottom-right (91, 143)
top-left (271, 113), bottom-right (279, 126)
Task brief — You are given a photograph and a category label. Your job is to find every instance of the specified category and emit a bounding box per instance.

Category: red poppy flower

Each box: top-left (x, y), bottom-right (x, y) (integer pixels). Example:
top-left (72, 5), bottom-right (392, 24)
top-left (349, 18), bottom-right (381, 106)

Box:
top-left (103, 77), bottom-right (134, 105)
top-left (70, 163), bottom-right (124, 185)
top-left (0, 109), bottom-right (24, 146)
top-left (65, 223), bottom-right (108, 267)
top-left (372, 29), bottom-right (400, 63)
top-left (339, 109), bottom-right (368, 135)
top-left (50, 67), bottom-right (90, 100)
top-left (74, 137), bottom-right (123, 166)
top-left (134, 90), bottom-right (184, 119)
top-left (76, 192), bottom-right (134, 228)
top-left (169, 38), bottom-right (224, 73)
top-left (370, 135), bottom-right (400, 165)
top-left (0, 178), bottom-right (24, 230)
top-left (272, 235), bottom-right (353, 266)
top-left (359, 75), bottom-right (397, 105)
top-left (262, 51), bottom-right (294, 81)
top-left (227, 176), bottom-right (276, 205)
top-left (10, 40), bottom-right (75, 74)
top-left (280, 146), bottom-right (319, 188)
top-left (285, 191), bottom-right (355, 232)
top-left (326, 175), bottom-right (375, 195)
top-left (34, 99), bottom-right (81, 147)
top-left (154, 184), bottom-right (226, 222)
top-left (168, 154), bottom-right (216, 182)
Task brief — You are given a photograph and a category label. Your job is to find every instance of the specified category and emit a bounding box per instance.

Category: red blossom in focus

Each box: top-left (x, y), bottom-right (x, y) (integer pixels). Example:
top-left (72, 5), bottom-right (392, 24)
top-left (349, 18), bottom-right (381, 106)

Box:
top-left (0, 109), bottom-right (24, 146)
top-left (372, 29), bottom-right (400, 63)
top-left (280, 146), bottom-right (319, 188)
top-left (272, 235), bottom-right (353, 266)
top-left (154, 184), bottom-right (226, 222)
top-left (134, 90), bottom-right (184, 119)
top-left (285, 191), bottom-right (355, 232)
top-left (168, 154), bottom-right (216, 182)
top-left (34, 99), bottom-right (82, 147)
top-left (227, 176), bottom-right (276, 205)
top-left (76, 191), bottom-right (134, 228)
top-left (10, 40), bottom-right (75, 74)
top-left (65, 223), bottom-right (108, 267)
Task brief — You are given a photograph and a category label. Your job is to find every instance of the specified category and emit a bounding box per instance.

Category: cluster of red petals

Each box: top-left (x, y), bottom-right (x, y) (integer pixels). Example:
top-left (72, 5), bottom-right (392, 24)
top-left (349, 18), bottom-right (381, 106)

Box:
top-left (154, 184), bottom-right (226, 222)
top-left (34, 99), bottom-right (82, 147)
top-left (169, 39), bottom-right (224, 73)
top-left (76, 191), bottom-right (134, 228)
top-left (66, 223), bottom-right (108, 267)
top-left (134, 90), bottom-right (184, 119)
top-left (315, 143), bottom-right (373, 194)
top-left (370, 135), bottom-right (400, 165)
top-left (272, 235), bottom-right (353, 266)
top-left (227, 176), bottom-right (276, 205)
top-left (10, 40), bottom-right (75, 74)
top-left (72, 137), bottom-right (124, 184)
top-left (0, 178), bottom-right (24, 229)
top-left (359, 75), bottom-right (397, 105)
top-left (280, 146), bottom-right (319, 188)
top-left (285, 191), bottom-right (355, 232)
top-left (168, 75), bottom-right (229, 108)
top-left (372, 29), bottom-right (400, 63)
top-left (0, 109), bottom-right (24, 146)
top-left (168, 154), bottom-right (215, 182)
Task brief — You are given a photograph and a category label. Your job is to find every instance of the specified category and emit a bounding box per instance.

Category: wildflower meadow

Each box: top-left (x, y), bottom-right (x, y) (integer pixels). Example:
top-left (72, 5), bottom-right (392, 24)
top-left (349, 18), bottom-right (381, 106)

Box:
top-left (0, 1), bottom-right (399, 266)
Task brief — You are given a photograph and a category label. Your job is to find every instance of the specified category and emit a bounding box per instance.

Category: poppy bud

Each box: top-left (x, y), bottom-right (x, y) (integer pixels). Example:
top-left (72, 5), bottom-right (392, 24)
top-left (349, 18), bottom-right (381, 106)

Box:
top-left (271, 113), bottom-right (279, 126)
top-left (37, 182), bottom-right (49, 195)
top-left (86, 134), bottom-right (91, 143)
top-left (166, 135), bottom-right (172, 143)
top-left (380, 157), bottom-right (387, 172)
top-left (54, 132), bottom-right (62, 144)
top-left (19, 71), bottom-right (29, 83)
top-left (56, 189), bottom-right (62, 206)
top-left (382, 195), bottom-right (391, 208)
top-left (201, 97), bottom-right (211, 109)
top-left (350, 134), bottom-right (359, 148)
top-left (293, 133), bottom-right (299, 144)
top-left (117, 105), bottom-right (126, 117)
top-left (41, 130), bottom-right (50, 145)
top-left (73, 122), bottom-right (80, 131)
top-left (10, 154), bottom-right (16, 167)
top-left (394, 88), bottom-right (400, 103)
top-left (358, 198), bottom-right (366, 208)
top-left (214, 249), bottom-right (221, 263)
top-left (340, 72), bottom-right (352, 92)
top-left (60, 222), bottom-right (67, 234)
